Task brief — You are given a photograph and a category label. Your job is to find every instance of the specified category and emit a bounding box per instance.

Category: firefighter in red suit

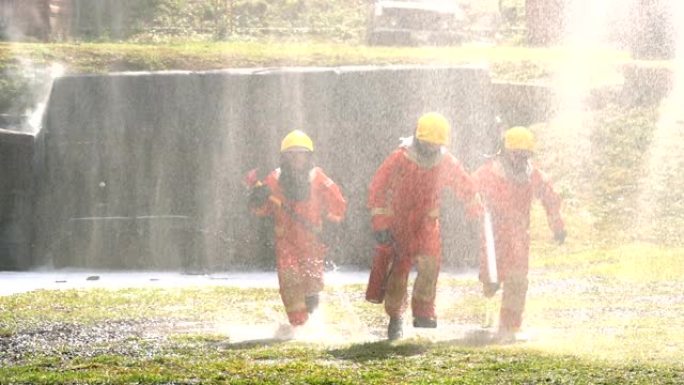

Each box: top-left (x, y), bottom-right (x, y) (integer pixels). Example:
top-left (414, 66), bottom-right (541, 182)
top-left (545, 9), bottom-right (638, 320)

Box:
top-left (474, 126), bottom-right (566, 342)
top-left (366, 112), bottom-right (482, 340)
top-left (248, 130), bottom-right (347, 329)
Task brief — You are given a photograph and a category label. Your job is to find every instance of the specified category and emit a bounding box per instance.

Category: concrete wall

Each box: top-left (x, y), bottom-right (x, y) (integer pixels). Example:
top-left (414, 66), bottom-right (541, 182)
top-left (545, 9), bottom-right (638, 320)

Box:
top-left (0, 129), bottom-right (34, 270)
top-left (34, 66), bottom-right (496, 270)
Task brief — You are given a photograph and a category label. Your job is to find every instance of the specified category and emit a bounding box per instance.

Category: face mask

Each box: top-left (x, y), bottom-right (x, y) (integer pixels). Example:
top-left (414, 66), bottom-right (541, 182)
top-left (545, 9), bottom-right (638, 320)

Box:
top-left (502, 151), bottom-right (532, 182)
top-left (280, 153), bottom-right (313, 201)
top-left (414, 139), bottom-right (442, 165)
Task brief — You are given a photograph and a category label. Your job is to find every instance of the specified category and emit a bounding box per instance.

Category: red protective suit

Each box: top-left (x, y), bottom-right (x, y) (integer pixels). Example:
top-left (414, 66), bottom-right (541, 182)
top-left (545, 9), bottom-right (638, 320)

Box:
top-left (252, 167), bottom-right (347, 326)
top-left (367, 143), bottom-right (482, 319)
top-left (474, 158), bottom-right (564, 332)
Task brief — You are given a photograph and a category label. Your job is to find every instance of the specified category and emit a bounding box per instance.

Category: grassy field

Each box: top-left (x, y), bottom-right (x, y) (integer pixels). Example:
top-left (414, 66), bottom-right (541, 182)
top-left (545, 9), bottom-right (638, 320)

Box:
top-left (0, 39), bottom-right (634, 116)
top-left (0, 41), bottom-right (632, 77)
top-left (1, 237), bottom-right (683, 384)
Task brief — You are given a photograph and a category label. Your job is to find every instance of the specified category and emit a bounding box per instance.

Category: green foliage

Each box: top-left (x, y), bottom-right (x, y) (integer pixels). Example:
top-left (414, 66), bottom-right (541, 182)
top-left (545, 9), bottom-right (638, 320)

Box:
top-left (533, 102), bottom-right (683, 247)
top-left (589, 105), bottom-right (658, 237)
top-left (67, 0), bottom-right (368, 43)
top-left (0, 62), bottom-right (57, 116)
top-left (0, 71), bottom-right (30, 112)
top-left (577, 104), bottom-right (684, 246)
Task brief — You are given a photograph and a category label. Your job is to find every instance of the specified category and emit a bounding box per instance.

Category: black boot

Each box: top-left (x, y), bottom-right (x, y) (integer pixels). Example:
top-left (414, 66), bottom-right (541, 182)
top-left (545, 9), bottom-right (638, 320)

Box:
top-left (387, 317), bottom-right (403, 340)
top-left (413, 316), bottom-right (437, 328)
top-left (305, 294), bottom-right (319, 314)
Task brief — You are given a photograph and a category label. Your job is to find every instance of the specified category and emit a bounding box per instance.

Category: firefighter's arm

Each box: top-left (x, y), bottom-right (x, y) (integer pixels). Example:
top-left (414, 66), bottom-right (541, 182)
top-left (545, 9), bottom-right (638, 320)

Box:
top-left (533, 169), bottom-right (566, 243)
top-left (368, 150), bottom-right (402, 231)
top-left (446, 156), bottom-right (483, 220)
top-left (317, 169), bottom-right (347, 223)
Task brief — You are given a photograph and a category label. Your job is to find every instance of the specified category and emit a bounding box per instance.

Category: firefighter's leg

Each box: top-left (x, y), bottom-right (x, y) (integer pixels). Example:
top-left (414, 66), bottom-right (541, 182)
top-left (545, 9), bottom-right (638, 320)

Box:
top-left (384, 256), bottom-right (411, 340)
top-left (499, 273), bottom-right (529, 332)
top-left (365, 244), bottom-right (395, 303)
top-left (411, 220), bottom-right (441, 326)
top-left (411, 254), bottom-right (440, 327)
top-left (301, 253), bottom-right (325, 314)
top-left (384, 256), bottom-right (412, 318)
top-left (278, 266), bottom-right (308, 326)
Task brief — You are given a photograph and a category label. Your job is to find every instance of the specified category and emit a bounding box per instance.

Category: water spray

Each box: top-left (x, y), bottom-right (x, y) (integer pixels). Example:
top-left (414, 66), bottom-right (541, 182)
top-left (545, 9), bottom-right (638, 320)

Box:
top-left (26, 62), bottom-right (65, 133)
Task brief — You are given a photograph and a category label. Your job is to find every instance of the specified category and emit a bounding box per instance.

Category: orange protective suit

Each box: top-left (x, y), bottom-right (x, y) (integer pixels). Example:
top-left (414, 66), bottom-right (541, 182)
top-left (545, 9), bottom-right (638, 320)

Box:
top-left (252, 167), bottom-right (347, 326)
top-left (474, 158), bottom-right (564, 332)
top-left (367, 143), bottom-right (482, 319)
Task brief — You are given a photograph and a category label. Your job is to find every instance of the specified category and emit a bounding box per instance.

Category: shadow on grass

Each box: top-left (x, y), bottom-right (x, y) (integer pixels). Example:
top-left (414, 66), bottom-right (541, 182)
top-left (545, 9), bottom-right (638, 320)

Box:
top-left (328, 328), bottom-right (498, 362)
top-left (442, 328), bottom-right (498, 348)
top-left (217, 338), bottom-right (288, 351)
top-left (328, 340), bottom-right (429, 362)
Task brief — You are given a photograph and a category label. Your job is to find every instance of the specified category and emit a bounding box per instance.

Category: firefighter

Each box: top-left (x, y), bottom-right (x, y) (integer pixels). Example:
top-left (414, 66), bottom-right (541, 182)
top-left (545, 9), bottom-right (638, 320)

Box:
top-left (366, 112), bottom-right (482, 340)
top-left (247, 130), bottom-right (347, 332)
top-left (474, 126), bottom-right (566, 343)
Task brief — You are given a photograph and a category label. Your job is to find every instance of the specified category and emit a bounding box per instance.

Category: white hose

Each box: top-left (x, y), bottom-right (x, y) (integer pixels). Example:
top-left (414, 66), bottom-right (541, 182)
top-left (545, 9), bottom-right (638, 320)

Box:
top-left (484, 209), bottom-right (497, 284)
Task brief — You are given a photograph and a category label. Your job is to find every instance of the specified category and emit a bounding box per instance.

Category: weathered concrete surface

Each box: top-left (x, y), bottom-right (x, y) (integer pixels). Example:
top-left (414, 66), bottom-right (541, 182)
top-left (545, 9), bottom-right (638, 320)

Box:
top-left (0, 129), bottom-right (34, 270)
top-left (34, 66), bottom-right (496, 270)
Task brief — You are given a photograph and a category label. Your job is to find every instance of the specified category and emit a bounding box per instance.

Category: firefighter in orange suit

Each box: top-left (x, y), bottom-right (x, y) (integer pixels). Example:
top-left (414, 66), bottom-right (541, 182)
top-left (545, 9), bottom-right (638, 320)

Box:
top-left (474, 126), bottom-right (566, 342)
top-left (366, 112), bottom-right (482, 340)
top-left (248, 130), bottom-right (347, 329)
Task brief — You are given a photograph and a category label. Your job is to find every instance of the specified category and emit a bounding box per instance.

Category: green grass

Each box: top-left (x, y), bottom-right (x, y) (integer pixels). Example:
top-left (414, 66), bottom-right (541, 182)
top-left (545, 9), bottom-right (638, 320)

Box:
top-left (0, 286), bottom-right (282, 329)
top-left (533, 243), bottom-right (684, 282)
top-left (2, 337), bottom-right (682, 384)
top-left (2, 241), bottom-right (683, 383)
top-left (0, 41), bottom-right (630, 76)
top-left (0, 39), bottom-right (634, 121)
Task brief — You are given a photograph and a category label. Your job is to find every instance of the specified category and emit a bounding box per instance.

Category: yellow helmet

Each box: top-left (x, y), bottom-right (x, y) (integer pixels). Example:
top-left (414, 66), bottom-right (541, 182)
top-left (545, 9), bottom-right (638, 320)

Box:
top-left (280, 130), bottom-right (314, 152)
top-left (416, 112), bottom-right (450, 145)
top-left (503, 126), bottom-right (535, 152)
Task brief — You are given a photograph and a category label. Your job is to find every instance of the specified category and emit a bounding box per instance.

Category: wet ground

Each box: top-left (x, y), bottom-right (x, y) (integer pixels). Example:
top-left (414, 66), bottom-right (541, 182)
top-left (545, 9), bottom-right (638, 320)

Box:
top-left (2, 268), bottom-right (682, 367)
top-left (0, 269), bottom-right (373, 296)
top-left (0, 269), bottom-right (477, 296)
top-left (0, 269), bottom-right (485, 367)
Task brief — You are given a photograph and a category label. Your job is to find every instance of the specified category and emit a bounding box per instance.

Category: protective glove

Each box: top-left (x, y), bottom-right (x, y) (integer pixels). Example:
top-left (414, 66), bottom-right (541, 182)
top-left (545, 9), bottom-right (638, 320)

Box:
top-left (373, 229), bottom-right (393, 245)
top-left (482, 282), bottom-right (500, 298)
top-left (249, 184), bottom-right (271, 207)
top-left (554, 229), bottom-right (567, 245)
